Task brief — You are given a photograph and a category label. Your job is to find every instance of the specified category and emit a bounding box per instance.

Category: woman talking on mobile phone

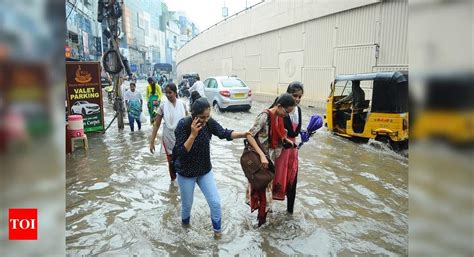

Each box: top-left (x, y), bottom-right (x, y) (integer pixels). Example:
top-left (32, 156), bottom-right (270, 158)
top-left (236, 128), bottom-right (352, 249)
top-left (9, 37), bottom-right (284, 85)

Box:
top-left (172, 98), bottom-right (249, 239)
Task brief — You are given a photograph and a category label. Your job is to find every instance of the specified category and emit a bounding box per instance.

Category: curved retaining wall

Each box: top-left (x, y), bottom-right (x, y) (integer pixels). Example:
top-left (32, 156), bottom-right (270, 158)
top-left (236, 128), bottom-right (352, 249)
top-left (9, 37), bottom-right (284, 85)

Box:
top-left (176, 0), bottom-right (408, 108)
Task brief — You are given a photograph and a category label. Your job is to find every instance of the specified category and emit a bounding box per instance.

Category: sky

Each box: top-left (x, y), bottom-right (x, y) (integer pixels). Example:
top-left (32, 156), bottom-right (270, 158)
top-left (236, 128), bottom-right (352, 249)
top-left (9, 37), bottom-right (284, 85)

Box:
top-left (164, 0), bottom-right (263, 32)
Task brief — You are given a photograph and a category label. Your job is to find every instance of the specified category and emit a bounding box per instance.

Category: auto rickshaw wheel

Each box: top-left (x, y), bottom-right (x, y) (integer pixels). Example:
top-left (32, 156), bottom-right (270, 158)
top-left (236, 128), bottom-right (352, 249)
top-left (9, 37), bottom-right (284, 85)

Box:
top-left (375, 135), bottom-right (408, 151)
top-left (375, 135), bottom-right (392, 148)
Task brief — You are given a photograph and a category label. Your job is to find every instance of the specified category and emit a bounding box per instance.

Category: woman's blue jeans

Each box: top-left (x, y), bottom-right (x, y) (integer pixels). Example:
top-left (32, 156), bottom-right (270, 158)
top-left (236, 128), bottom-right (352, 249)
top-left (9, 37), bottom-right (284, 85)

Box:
top-left (128, 113), bottom-right (141, 131)
top-left (177, 171), bottom-right (221, 232)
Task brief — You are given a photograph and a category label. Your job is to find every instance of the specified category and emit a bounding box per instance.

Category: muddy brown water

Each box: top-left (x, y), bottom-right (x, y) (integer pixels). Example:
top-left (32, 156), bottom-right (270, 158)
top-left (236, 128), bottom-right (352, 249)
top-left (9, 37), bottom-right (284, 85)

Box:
top-left (66, 81), bottom-right (408, 256)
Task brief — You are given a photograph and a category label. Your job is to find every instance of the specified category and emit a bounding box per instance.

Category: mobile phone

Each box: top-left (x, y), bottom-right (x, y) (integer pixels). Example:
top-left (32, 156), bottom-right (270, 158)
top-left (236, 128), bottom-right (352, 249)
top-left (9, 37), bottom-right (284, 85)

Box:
top-left (195, 117), bottom-right (203, 126)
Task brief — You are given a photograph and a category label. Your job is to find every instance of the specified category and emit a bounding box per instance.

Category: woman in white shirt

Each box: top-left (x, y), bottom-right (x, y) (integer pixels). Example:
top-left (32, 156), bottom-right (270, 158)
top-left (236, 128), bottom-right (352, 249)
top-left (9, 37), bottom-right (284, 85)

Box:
top-left (149, 83), bottom-right (188, 181)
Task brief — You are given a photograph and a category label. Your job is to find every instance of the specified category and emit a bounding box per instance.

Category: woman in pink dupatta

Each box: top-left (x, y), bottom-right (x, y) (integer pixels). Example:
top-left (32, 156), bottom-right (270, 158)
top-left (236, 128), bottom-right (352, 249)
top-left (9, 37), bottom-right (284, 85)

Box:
top-left (272, 81), bottom-right (304, 213)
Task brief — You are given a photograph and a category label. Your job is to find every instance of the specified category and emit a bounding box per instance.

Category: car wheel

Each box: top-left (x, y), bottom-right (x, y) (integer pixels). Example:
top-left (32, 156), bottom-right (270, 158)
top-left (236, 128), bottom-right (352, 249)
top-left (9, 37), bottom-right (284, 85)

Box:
top-left (213, 101), bottom-right (222, 112)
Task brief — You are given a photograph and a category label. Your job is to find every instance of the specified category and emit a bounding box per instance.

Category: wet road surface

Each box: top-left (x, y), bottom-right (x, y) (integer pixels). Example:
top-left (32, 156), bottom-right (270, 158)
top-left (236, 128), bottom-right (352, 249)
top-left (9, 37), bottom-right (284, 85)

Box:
top-left (66, 80), bottom-right (408, 256)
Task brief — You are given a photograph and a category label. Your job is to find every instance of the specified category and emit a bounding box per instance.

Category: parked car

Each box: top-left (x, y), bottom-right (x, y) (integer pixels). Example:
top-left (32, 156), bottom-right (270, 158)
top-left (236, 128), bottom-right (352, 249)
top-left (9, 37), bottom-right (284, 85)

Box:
top-left (71, 101), bottom-right (100, 115)
top-left (203, 76), bottom-right (252, 111)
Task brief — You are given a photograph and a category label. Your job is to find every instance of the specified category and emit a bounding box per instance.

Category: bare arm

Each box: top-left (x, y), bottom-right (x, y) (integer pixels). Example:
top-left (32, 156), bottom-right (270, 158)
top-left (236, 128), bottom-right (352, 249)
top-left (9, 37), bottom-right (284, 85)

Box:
top-left (184, 102), bottom-right (189, 116)
top-left (149, 115), bottom-right (163, 153)
top-left (188, 83), bottom-right (197, 92)
top-left (231, 131), bottom-right (251, 139)
top-left (184, 135), bottom-right (196, 152)
top-left (336, 92), bottom-right (353, 104)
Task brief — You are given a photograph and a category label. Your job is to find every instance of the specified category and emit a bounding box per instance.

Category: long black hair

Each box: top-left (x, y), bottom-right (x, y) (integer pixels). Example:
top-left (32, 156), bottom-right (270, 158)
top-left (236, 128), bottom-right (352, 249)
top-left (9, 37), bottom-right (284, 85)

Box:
top-left (148, 77), bottom-right (156, 95)
top-left (269, 93), bottom-right (296, 108)
top-left (287, 81), bottom-right (304, 94)
top-left (190, 91), bottom-right (201, 103)
top-left (191, 98), bottom-right (210, 118)
top-left (165, 82), bottom-right (177, 94)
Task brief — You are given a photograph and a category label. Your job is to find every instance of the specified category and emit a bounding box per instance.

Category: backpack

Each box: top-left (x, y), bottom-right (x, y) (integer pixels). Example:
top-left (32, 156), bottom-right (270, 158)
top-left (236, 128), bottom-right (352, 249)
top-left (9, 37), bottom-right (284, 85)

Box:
top-left (128, 99), bottom-right (141, 119)
top-left (240, 111), bottom-right (275, 190)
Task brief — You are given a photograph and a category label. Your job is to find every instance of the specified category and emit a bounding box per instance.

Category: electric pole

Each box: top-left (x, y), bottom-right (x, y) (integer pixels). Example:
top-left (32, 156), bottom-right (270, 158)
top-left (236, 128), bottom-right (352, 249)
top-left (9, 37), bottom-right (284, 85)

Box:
top-left (98, 0), bottom-right (131, 130)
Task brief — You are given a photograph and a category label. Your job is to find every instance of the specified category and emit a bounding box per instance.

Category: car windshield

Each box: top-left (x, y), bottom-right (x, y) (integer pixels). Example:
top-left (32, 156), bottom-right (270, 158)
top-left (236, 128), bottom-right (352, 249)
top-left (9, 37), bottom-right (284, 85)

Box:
top-left (221, 78), bottom-right (247, 88)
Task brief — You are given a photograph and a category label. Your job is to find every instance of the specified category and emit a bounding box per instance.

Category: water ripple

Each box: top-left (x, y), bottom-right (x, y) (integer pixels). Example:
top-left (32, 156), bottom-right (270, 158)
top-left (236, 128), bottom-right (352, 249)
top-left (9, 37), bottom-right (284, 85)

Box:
top-left (67, 84), bottom-right (408, 255)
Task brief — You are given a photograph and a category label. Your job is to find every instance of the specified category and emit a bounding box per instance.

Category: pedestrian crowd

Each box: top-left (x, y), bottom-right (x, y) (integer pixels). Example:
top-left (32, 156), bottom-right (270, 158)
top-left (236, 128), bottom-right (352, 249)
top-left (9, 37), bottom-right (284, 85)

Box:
top-left (141, 78), bottom-right (307, 239)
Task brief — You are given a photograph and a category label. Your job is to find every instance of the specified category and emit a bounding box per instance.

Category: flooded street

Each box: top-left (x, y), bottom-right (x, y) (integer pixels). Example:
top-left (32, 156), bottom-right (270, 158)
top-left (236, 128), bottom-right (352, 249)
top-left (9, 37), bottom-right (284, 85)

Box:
top-left (66, 81), bottom-right (408, 256)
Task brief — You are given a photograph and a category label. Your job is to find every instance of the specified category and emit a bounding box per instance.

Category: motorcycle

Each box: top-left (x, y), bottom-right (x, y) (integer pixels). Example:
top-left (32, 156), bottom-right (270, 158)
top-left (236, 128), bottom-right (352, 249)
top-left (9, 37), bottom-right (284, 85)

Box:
top-left (178, 79), bottom-right (190, 98)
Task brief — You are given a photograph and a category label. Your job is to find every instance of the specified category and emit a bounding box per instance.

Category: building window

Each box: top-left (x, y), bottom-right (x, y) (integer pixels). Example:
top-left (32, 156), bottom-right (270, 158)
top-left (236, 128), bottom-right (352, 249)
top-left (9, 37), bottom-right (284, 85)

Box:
top-left (69, 32), bottom-right (79, 44)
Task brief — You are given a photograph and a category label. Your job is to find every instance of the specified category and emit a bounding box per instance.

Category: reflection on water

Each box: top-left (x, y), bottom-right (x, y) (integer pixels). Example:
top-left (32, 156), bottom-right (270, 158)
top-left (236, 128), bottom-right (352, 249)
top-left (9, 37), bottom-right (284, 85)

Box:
top-left (67, 81), bottom-right (408, 255)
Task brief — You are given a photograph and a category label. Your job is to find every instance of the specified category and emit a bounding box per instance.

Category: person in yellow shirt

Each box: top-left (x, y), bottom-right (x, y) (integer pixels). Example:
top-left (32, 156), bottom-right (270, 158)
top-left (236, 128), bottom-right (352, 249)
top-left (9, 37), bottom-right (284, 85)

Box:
top-left (146, 77), bottom-right (163, 123)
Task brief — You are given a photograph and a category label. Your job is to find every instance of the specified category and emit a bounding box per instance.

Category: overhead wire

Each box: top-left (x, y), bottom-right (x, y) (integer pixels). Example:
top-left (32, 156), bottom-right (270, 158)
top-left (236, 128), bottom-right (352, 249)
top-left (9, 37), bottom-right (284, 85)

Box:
top-left (66, 0), bottom-right (79, 21)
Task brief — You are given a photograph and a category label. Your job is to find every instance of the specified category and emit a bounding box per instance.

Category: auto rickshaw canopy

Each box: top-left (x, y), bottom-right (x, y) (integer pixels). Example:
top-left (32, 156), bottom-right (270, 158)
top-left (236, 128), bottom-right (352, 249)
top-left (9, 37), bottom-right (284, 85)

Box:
top-left (335, 71), bottom-right (408, 113)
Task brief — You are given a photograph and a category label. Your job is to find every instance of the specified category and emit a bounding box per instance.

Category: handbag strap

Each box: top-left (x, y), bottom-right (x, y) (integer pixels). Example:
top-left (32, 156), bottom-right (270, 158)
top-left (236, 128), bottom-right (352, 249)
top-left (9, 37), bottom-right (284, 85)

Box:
top-left (257, 110), bottom-right (272, 155)
top-left (254, 111), bottom-right (275, 170)
top-left (245, 111), bottom-right (270, 156)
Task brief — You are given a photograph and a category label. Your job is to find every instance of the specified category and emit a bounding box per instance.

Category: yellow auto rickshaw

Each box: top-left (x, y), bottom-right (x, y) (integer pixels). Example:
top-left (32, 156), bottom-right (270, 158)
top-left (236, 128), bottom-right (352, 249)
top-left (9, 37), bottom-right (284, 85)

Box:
top-left (411, 73), bottom-right (474, 145)
top-left (325, 71), bottom-right (409, 149)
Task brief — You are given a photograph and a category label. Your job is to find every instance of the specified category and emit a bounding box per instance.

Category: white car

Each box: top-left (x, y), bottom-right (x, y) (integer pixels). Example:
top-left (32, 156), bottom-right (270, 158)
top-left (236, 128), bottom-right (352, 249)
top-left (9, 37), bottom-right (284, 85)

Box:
top-left (71, 101), bottom-right (100, 115)
top-left (203, 76), bottom-right (252, 111)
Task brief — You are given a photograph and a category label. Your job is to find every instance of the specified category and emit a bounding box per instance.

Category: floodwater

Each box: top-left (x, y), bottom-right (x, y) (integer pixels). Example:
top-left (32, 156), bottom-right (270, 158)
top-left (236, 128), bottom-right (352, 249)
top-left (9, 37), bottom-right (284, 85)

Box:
top-left (66, 81), bottom-right (408, 256)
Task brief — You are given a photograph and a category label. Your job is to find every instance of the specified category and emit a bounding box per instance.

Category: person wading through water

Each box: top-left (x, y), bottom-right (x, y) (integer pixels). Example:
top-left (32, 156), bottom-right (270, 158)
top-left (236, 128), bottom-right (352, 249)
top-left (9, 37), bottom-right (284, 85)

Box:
top-left (146, 77), bottom-right (163, 124)
top-left (172, 98), bottom-right (250, 239)
top-left (124, 82), bottom-right (143, 132)
top-left (245, 93), bottom-right (296, 226)
top-left (149, 82), bottom-right (188, 181)
top-left (273, 81), bottom-right (304, 213)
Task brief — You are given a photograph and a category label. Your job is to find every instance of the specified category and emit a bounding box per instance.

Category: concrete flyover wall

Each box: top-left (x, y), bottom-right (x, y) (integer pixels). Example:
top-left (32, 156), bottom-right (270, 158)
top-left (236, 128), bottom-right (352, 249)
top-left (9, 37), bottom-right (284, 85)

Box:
top-left (176, 0), bottom-right (408, 108)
